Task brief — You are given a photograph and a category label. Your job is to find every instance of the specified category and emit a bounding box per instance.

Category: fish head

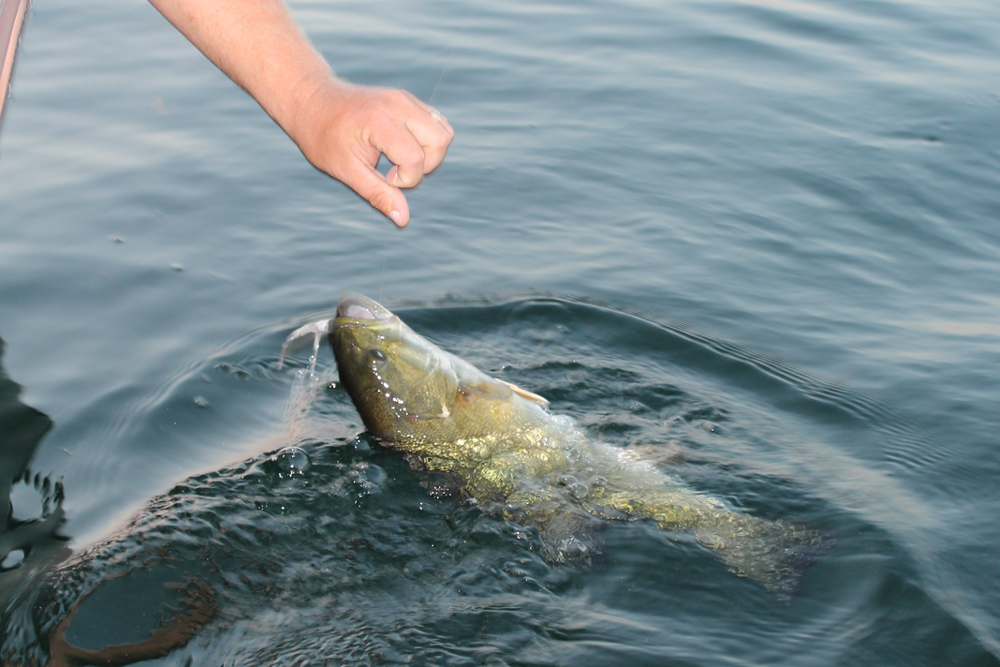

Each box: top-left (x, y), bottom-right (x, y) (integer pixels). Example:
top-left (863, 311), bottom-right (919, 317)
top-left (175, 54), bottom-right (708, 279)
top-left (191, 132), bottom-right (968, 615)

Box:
top-left (330, 293), bottom-right (465, 442)
top-left (330, 294), bottom-right (551, 448)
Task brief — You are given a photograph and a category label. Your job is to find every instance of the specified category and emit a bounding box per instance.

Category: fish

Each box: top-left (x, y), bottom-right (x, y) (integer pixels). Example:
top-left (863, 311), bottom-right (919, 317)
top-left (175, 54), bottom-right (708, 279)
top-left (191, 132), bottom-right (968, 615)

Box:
top-left (284, 293), bottom-right (823, 589)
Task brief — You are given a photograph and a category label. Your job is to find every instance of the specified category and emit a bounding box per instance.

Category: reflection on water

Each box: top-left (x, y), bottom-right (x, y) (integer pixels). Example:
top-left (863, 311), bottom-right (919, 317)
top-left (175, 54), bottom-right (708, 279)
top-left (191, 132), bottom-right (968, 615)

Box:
top-left (0, 337), bottom-right (67, 593)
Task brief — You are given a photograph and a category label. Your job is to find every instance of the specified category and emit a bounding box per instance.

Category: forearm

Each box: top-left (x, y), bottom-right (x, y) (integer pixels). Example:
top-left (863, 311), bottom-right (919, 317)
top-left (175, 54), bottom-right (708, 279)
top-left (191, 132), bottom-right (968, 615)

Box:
top-left (148, 0), bottom-right (330, 134)
top-left (149, 0), bottom-right (454, 227)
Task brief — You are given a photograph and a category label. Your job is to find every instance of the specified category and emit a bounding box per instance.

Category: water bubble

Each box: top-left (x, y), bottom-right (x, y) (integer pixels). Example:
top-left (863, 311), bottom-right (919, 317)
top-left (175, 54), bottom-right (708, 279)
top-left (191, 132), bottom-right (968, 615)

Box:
top-left (346, 434), bottom-right (373, 452)
top-left (270, 447), bottom-right (310, 477)
top-left (1, 549), bottom-right (25, 570)
top-left (350, 462), bottom-right (388, 494)
top-left (9, 479), bottom-right (45, 522)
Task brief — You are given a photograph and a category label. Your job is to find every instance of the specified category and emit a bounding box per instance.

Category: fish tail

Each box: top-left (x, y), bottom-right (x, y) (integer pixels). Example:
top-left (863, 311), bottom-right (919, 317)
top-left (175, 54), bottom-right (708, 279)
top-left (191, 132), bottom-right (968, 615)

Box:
top-left (590, 486), bottom-right (825, 592)
top-left (690, 516), bottom-right (826, 593)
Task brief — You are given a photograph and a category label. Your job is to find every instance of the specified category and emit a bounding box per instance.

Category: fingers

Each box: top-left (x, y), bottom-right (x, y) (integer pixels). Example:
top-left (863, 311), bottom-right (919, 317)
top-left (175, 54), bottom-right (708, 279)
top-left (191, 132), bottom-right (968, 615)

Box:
top-left (413, 97), bottom-right (455, 139)
top-left (405, 92), bottom-right (455, 172)
top-left (375, 121), bottom-right (430, 189)
top-left (340, 159), bottom-right (411, 227)
top-left (288, 79), bottom-right (454, 228)
top-left (333, 90), bottom-right (451, 227)
top-left (406, 109), bottom-right (453, 174)
top-left (375, 95), bottom-right (455, 189)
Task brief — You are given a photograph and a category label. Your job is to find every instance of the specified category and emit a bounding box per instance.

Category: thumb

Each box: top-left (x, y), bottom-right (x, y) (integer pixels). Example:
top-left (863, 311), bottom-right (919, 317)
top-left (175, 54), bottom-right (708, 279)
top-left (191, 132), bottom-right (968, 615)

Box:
top-left (340, 161), bottom-right (411, 227)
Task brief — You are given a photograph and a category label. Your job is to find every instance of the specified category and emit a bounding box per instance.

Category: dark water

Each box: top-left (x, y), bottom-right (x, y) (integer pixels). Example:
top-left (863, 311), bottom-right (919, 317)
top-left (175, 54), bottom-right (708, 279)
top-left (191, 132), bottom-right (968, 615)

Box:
top-left (1, 0), bottom-right (999, 664)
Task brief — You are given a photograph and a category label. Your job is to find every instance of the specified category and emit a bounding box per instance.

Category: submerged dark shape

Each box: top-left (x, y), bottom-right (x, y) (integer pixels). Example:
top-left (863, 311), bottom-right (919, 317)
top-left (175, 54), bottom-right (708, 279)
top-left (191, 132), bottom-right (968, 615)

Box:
top-left (0, 338), bottom-right (61, 575)
top-left (0, 338), bottom-right (216, 667)
top-left (320, 293), bottom-right (822, 588)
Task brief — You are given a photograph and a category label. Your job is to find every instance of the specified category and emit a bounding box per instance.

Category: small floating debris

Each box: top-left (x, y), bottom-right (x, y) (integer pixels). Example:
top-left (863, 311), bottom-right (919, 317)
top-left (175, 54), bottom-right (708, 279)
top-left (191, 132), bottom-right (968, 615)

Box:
top-left (170, 262), bottom-right (184, 272)
top-left (109, 235), bottom-right (124, 243)
top-left (193, 396), bottom-right (209, 408)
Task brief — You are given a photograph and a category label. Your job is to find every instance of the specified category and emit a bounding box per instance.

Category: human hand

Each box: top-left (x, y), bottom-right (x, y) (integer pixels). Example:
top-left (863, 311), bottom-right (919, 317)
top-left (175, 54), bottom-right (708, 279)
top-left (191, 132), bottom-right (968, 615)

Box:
top-left (287, 74), bottom-right (454, 227)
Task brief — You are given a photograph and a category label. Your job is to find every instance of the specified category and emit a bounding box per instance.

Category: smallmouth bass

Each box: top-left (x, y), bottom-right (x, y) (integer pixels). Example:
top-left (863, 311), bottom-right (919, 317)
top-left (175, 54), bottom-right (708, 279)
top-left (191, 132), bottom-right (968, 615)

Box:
top-left (284, 294), bottom-right (822, 589)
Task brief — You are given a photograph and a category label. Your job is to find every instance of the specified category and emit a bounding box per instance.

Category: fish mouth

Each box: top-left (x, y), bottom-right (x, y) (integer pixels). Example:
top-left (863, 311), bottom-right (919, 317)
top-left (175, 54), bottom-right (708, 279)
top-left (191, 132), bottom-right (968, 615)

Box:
top-left (336, 293), bottom-right (395, 322)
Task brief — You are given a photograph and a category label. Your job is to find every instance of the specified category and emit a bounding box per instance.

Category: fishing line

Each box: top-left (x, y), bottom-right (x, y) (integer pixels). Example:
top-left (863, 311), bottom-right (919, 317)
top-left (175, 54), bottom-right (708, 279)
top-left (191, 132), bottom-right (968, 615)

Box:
top-left (427, 3), bottom-right (473, 107)
top-left (377, 4), bottom-right (472, 296)
top-left (378, 236), bottom-right (388, 302)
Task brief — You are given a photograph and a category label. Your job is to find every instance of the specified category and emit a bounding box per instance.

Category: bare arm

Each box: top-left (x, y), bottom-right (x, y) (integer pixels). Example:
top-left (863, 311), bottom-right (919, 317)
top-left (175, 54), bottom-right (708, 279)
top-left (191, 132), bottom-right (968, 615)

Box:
top-left (148, 0), bottom-right (454, 227)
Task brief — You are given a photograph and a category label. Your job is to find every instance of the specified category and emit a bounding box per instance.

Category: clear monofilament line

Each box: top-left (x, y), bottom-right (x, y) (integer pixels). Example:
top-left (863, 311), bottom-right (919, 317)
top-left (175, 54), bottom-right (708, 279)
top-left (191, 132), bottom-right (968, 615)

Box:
top-left (427, 3), bottom-right (473, 107)
top-left (378, 236), bottom-right (388, 302)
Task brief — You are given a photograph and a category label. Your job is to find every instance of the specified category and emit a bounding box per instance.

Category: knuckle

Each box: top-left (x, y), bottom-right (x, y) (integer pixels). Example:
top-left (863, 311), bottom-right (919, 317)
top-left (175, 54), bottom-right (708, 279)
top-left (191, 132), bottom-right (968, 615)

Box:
top-left (422, 150), bottom-right (446, 173)
top-left (392, 153), bottom-right (426, 187)
top-left (399, 171), bottom-right (424, 188)
top-left (356, 106), bottom-right (383, 132)
top-left (402, 146), bottom-right (426, 171)
top-left (385, 89), bottom-right (411, 106)
top-left (432, 124), bottom-right (454, 146)
top-left (366, 189), bottom-right (392, 213)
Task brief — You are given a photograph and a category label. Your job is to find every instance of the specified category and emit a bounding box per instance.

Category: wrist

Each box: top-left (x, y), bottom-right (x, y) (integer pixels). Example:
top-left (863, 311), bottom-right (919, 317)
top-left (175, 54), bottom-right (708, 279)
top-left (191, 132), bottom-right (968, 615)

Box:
top-left (282, 70), bottom-right (344, 152)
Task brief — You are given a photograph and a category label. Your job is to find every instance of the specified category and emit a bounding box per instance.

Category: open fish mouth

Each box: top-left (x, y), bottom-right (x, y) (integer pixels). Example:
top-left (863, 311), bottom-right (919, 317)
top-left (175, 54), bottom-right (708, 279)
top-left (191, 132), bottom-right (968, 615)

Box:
top-left (336, 293), bottom-right (394, 322)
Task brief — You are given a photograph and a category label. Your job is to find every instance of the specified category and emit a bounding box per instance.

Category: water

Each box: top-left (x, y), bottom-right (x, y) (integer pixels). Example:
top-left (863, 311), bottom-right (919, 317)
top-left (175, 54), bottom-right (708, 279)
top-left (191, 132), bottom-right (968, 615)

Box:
top-left (0, 0), bottom-right (998, 664)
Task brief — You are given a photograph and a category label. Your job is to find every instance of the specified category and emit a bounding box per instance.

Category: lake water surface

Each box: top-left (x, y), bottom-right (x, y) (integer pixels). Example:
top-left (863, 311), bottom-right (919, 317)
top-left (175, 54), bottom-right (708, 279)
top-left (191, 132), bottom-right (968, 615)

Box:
top-left (1, 0), bottom-right (999, 665)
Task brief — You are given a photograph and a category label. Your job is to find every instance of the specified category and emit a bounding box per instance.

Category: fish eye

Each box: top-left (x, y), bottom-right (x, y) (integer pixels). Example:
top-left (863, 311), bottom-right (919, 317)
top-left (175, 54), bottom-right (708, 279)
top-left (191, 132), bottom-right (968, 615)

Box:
top-left (366, 349), bottom-right (387, 366)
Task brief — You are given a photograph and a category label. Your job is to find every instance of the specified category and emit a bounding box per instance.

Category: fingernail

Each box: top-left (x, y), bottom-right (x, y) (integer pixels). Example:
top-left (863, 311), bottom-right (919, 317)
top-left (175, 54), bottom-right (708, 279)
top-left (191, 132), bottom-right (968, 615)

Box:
top-left (389, 210), bottom-right (403, 226)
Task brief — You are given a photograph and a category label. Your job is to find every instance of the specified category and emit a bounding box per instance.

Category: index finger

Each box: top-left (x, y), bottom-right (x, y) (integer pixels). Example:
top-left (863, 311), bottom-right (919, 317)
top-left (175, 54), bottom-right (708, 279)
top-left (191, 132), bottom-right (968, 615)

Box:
top-left (374, 121), bottom-right (429, 189)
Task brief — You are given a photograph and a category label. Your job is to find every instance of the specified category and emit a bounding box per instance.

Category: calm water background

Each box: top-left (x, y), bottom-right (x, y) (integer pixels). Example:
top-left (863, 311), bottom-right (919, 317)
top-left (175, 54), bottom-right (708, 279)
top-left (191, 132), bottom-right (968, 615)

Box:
top-left (1, 0), bottom-right (999, 664)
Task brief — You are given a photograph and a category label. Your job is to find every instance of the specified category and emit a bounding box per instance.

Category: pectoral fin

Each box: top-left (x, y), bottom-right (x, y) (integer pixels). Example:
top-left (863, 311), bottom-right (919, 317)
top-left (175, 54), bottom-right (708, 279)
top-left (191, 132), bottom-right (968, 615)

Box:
top-left (457, 375), bottom-right (514, 400)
